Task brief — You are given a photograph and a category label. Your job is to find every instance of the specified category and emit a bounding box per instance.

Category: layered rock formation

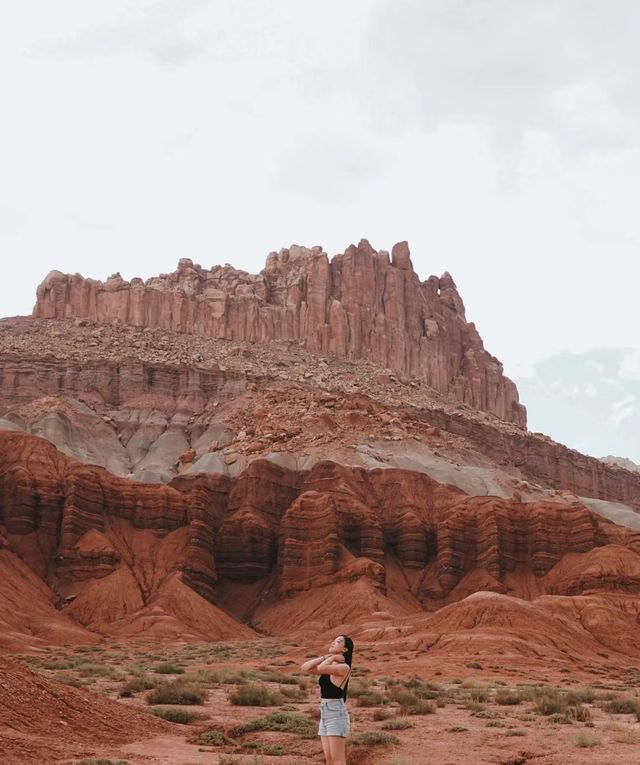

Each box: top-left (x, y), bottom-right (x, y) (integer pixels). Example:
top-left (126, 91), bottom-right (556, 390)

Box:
top-left (33, 240), bottom-right (526, 426)
top-left (2, 317), bottom-right (640, 508)
top-left (3, 430), bottom-right (640, 647)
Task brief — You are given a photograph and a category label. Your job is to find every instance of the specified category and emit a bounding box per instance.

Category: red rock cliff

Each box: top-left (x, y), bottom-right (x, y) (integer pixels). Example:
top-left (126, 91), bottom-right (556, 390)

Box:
top-left (33, 240), bottom-right (526, 427)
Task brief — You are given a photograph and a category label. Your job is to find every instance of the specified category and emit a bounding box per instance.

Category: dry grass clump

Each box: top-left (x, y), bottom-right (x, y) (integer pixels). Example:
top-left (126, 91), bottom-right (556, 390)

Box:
top-left (279, 684), bottom-right (306, 701)
top-left (494, 689), bottom-right (523, 706)
top-left (349, 731), bottom-right (400, 746)
top-left (231, 710), bottom-right (316, 736)
top-left (229, 683), bottom-right (282, 706)
top-left (575, 730), bottom-right (599, 748)
top-left (566, 687), bottom-right (595, 705)
top-left (119, 676), bottom-right (157, 697)
top-left (153, 662), bottom-right (184, 675)
top-left (372, 708), bottom-right (392, 721)
top-left (603, 696), bottom-right (640, 716)
top-left (381, 718), bottom-right (414, 730)
top-left (356, 691), bottom-right (386, 707)
top-left (533, 688), bottom-right (567, 716)
top-left (147, 679), bottom-right (206, 705)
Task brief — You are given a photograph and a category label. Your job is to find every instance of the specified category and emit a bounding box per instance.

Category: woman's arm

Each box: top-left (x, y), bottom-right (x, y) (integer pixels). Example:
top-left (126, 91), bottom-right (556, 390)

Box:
top-left (300, 654), bottom-right (330, 674)
top-left (315, 655), bottom-right (349, 677)
top-left (301, 653), bottom-right (349, 676)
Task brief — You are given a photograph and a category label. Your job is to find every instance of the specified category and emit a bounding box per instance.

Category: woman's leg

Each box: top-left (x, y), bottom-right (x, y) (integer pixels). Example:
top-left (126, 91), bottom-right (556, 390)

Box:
top-left (320, 735), bottom-right (333, 764)
top-left (328, 735), bottom-right (346, 765)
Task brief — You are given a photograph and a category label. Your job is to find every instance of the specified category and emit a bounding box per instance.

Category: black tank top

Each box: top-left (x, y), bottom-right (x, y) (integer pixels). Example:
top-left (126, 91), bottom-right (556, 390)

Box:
top-left (319, 669), bottom-right (350, 700)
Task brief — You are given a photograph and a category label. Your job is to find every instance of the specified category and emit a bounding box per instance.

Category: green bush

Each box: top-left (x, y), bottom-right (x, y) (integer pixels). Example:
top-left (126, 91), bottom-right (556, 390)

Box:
top-left (150, 707), bottom-right (195, 724)
top-left (350, 731), bottom-right (399, 746)
top-left (199, 728), bottom-right (236, 746)
top-left (147, 680), bottom-right (206, 705)
top-left (232, 711), bottom-right (315, 736)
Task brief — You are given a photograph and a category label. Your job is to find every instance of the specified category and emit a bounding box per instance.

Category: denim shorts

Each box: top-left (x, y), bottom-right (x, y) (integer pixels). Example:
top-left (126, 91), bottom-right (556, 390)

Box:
top-left (318, 698), bottom-right (350, 737)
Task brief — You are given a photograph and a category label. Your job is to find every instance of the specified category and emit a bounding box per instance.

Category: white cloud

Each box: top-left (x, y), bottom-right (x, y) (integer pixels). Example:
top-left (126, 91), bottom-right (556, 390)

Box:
top-left (619, 350), bottom-right (640, 381)
top-left (608, 394), bottom-right (637, 428)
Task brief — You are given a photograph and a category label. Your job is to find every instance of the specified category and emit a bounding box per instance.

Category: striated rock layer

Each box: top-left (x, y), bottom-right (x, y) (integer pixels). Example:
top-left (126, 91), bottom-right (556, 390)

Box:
top-left (33, 240), bottom-right (526, 426)
top-left (3, 431), bottom-right (640, 647)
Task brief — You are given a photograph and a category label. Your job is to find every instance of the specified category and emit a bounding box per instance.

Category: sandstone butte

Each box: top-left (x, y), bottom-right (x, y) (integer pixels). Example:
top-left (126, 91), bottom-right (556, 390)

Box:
top-left (32, 239), bottom-right (526, 427)
top-left (5, 242), bottom-right (640, 765)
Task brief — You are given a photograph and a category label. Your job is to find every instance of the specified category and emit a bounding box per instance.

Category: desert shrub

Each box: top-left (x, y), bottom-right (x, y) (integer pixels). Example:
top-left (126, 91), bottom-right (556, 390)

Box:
top-left (504, 729), bottom-right (526, 737)
top-left (279, 684), bottom-right (306, 701)
top-left (372, 708), bottom-right (392, 721)
top-left (381, 718), bottom-right (414, 730)
top-left (461, 678), bottom-right (487, 689)
top-left (256, 670), bottom-right (298, 685)
top-left (494, 689), bottom-right (522, 706)
top-left (260, 744), bottom-right (285, 755)
top-left (199, 728), bottom-right (236, 746)
top-left (119, 676), bottom-right (157, 697)
top-left (350, 731), bottom-right (399, 746)
top-left (575, 731), bottom-right (599, 748)
top-left (229, 683), bottom-right (281, 706)
top-left (547, 712), bottom-right (572, 725)
top-left (218, 756), bottom-right (240, 765)
top-left (75, 662), bottom-right (119, 678)
top-left (400, 699), bottom-right (435, 716)
top-left (565, 704), bottom-right (592, 723)
top-left (153, 662), bottom-right (184, 675)
top-left (72, 761), bottom-right (130, 765)
top-left (466, 662), bottom-right (483, 670)
top-left (43, 660), bottom-right (74, 670)
top-left (147, 679), bottom-right (206, 705)
top-left (566, 687), bottom-right (595, 705)
top-left (445, 726), bottom-right (468, 732)
top-left (604, 696), bottom-right (640, 715)
top-left (150, 707), bottom-right (195, 724)
top-left (470, 689), bottom-right (488, 702)
top-left (232, 711), bottom-right (315, 736)
top-left (386, 688), bottom-right (417, 706)
top-left (357, 691), bottom-right (386, 707)
top-left (534, 689), bottom-right (567, 716)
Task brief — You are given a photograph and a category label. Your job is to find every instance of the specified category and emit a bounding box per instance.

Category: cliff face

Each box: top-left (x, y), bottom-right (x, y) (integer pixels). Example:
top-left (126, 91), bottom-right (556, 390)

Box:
top-left (33, 240), bottom-right (526, 426)
top-left (3, 432), bottom-right (639, 619)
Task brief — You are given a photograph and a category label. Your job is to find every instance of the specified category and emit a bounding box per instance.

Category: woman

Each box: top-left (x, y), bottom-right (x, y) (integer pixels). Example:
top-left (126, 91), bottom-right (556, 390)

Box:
top-left (301, 634), bottom-right (354, 765)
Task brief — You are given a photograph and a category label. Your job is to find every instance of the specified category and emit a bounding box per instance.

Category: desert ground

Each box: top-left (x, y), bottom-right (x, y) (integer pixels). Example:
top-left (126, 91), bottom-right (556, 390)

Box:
top-left (4, 636), bottom-right (640, 765)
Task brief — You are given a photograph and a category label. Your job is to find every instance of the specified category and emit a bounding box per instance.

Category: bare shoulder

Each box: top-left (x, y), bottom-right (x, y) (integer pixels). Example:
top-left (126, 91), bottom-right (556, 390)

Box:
top-left (327, 662), bottom-right (350, 678)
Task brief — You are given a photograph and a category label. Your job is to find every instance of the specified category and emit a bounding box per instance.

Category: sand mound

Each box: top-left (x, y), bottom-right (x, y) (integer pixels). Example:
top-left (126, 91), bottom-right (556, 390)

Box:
top-left (352, 590), bottom-right (640, 669)
top-left (0, 549), bottom-right (97, 651)
top-left (0, 657), bottom-right (169, 765)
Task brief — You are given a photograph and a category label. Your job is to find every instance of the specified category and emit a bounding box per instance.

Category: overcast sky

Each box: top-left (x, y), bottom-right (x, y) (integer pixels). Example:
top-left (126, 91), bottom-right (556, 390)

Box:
top-left (1, 1), bottom-right (639, 456)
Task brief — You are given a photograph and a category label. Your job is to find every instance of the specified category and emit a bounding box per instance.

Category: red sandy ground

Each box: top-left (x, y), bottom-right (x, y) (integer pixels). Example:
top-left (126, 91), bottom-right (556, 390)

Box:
top-left (3, 644), bottom-right (640, 765)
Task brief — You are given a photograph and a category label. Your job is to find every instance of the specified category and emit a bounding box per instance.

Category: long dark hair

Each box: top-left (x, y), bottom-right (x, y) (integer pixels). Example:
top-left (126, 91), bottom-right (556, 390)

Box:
top-left (341, 635), bottom-right (354, 666)
top-left (340, 635), bottom-right (354, 700)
